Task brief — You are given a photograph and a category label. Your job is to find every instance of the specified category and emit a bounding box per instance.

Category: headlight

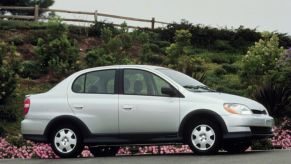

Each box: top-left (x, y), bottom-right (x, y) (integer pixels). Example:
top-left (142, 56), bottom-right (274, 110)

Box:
top-left (223, 103), bottom-right (253, 115)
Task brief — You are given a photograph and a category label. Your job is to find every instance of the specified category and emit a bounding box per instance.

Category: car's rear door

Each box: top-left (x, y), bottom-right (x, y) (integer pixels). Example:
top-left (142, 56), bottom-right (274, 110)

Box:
top-left (118, 69), bottom-right (180, 134)
top-left (67, 69), bottom-right (119, 134)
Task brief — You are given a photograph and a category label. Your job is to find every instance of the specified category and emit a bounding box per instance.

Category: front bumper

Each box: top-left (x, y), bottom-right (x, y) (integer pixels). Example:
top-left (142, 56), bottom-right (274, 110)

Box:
top-left (222, 114), bottom-right (274, 140)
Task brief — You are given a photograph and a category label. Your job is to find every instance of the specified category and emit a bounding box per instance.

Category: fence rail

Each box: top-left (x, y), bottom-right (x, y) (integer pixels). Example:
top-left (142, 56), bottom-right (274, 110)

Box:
top-left (0, 5), bottom-right (170, 29)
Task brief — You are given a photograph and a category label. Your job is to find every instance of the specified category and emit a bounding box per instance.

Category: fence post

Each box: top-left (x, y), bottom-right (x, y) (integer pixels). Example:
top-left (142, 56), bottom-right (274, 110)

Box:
top-left (94, 10), bottom-right (98, 23)
top-left (34, 5), bottom-right (39, 21)
top-left (151, 17), bottom-right (155, 29)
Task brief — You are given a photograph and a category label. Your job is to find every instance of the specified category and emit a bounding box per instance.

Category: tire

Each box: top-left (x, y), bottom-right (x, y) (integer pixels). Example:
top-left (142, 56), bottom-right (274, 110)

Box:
top-left (223, 140), bottom-right (251, 154)
top-left (186, 118), bottom-right (222, 155)
top-left (50, 124), bottom-right (84, 158)
top-left (89, 146), bottom-right (119, 157)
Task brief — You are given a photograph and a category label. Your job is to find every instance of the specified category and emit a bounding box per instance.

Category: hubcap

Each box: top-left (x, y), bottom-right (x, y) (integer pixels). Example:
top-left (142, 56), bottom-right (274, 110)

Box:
top-left (54, 128), bottom-right (77, 153)
top-left (191, 124), bottom-right (215, 151)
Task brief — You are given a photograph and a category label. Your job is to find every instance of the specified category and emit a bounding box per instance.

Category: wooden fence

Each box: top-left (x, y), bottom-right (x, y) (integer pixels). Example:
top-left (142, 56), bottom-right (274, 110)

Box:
top-left (0, 5), bottom-right (170, 29)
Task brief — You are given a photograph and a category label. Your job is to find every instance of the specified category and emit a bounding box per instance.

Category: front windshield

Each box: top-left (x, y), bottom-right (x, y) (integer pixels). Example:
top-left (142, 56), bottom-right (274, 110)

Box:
top-left (158, 68), bottom-right (214, 92)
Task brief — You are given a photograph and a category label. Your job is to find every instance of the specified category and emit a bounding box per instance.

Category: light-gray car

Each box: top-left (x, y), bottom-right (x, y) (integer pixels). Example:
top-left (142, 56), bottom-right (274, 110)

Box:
top-left (21, 65), bottom-right (274, 158)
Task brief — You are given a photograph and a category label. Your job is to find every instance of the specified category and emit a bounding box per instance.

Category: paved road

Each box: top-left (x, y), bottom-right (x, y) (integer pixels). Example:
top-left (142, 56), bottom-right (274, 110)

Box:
top-left (1, 150), bottom-right (291, 164)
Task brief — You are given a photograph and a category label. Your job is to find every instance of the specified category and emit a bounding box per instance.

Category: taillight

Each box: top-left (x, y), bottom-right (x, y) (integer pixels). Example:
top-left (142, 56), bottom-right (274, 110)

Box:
top-left (24, 98), bottom-right (30, 115)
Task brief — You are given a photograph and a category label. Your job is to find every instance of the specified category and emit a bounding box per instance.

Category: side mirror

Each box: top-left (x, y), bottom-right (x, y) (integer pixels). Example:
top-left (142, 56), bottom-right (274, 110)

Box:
top-left (161, 87), bottom-right (176, 97)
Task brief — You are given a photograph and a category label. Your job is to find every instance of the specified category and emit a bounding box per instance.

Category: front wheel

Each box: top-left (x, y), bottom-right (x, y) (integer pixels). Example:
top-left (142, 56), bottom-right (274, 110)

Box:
top-left (50, 124), bottom-right (84, 158)
top-left (186, 119), bottom-right (222, 155)
top-left (223, 141), bottom-right (251, 153)
top-left (89, 146), bottom-right (119, 157)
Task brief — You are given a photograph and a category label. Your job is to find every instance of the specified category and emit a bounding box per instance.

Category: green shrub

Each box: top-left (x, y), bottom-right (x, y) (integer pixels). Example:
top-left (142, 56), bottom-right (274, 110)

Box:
top-left (89, 21), bottom-right (118, 37)
top-left (85, 48), bottom-right (114, 67)
top-left (241, 33), bottom-right (284, 85)
top-left (0, 125), bottom-right (5, 137)
top-left (19, 60), bottom-right (41, 79)
top-left (0, 106), bottom-right (18, 122)
top-left (0, 42), bottom-right (17, 104)
top-left (251, 83), bottom-right (291, 119)
top-left (213, 67), bottom-right (227, 76)
top-left (208, 54), bottom-right (237, 64)
top-left (222, 64), bottom-right (238, 73)
top-left (8, 36), bottom-right (24, 46)
top-left (213, 40), bottom-right (233, 51)
top-left (35, 20), bottom-right (79, 78)
top-left (101, 27), bottom-right (113, 43)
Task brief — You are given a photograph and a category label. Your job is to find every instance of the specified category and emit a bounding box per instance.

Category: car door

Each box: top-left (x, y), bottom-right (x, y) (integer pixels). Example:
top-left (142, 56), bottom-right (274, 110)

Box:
top-left (67, 69), bottom-right (119, 134)
top-left (118, 69), bottom-right (180, 134)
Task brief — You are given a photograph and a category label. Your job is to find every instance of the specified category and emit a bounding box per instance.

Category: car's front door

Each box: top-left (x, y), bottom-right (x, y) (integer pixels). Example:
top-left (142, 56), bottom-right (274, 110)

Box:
top-left (118, 69), bottom-right (180, 134)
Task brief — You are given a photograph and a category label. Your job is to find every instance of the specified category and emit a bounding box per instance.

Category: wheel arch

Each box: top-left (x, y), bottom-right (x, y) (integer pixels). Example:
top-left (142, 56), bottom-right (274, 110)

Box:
top-left (44, 115), bottom-right (91, 140)
top-left (178, 109), bottom-right (228, 139)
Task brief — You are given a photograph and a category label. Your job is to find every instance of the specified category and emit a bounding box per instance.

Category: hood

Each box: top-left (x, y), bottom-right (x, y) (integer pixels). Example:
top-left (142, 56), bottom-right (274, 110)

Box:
top-left (193, 92), bottom-right (266, 111)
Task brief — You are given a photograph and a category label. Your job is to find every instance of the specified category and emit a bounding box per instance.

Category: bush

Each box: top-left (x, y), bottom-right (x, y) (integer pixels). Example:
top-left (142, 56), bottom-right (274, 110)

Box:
top-left (213, 67), bottom-right (227, 76)
top-left (35, 19), bottom-right (79, 77)
top-left (241, 33), bottom-right (284, 85)
top-left (0, 107), bottom-right (18, 122)
top-left (19, 60), bottom-right (41, 79)
top-left (0, 42), bottom-right (17, 104)
top-left (88, 21), bottom-right (118, 37)
top-left (251, 83), bottom-right (291, 120)
top-left (213, 40), bottom-right (233, 51)
top-left (8, 36), bottom-right (24, 46)
top-left (0, 125), bottom-right (5, 137)
top-left (85, 48), bottom-right (114, 67)
top-left (222, 64), bottom-right (238, 74)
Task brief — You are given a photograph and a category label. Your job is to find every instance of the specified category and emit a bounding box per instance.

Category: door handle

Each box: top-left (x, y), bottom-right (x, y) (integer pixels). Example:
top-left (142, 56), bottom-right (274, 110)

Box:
top-left (122, 105), bottom-right (133, 111)
top-left (73, 105), bottom-right (84, 110)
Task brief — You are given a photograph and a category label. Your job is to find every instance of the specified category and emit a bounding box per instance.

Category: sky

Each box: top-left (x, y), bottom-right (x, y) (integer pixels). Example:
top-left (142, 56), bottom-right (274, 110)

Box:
top-left (53, 0), bottom-right (291, 35)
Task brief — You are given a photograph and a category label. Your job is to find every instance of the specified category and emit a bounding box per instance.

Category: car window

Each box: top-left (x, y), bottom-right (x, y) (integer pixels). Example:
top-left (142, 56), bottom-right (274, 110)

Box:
top-left (152, 75), bottom-right (172, 96)
top-left (72, 70), bottom-right (116, 94)
top-left (124, 69), bottom-right (172, 96)
top-left (72, 74), bottom-right (85, 93)
top-left (124, 69), bottom-right (149, 95)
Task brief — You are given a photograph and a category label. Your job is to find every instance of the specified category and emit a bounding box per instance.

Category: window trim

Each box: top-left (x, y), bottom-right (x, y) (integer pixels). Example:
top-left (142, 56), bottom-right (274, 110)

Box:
top-left (71, 69), bottom-right (118, 95)
top-left (120, 68), bottom-right (184, 98)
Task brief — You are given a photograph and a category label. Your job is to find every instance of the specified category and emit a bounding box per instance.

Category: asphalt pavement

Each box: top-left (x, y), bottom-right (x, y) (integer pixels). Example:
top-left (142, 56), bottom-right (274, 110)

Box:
top-left (1, 150), bottom-right (290, 164)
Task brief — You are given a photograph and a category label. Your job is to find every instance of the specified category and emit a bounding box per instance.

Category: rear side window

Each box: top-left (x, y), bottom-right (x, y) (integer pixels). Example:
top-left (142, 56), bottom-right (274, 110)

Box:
top-left (72, 70), bottom-right (116, 94)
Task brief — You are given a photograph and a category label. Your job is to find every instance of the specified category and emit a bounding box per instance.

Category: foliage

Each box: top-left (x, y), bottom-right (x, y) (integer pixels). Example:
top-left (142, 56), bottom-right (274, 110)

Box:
top-left (19, 60), bottom-right (41, 79)
top-left (241, 33), bottom-right (285, 86)
top-left (0, 0), bottom-right (54, 15)
top-left (222, 64), bottom-right (238, 74)
top-left (0, 107), bottom-right (18, 122)
top-left (89, 21), bottom-right (118, 37)
top-left (0, 42), bottom-right (17, 104)
top-left (251, 83), bottom-right (291, 120)
top-left (85, 48), bottom-right (114, 67)
top-left (0, 20), bottom-right (48, 30)
top-left (154, 20), bottom-right (291, 52)
top-left (213, 67), bottom-right (227, 76)
top-left (35, 19), bottom-right (79, 78)
top-left (166, 30), bottom-right (193, 63)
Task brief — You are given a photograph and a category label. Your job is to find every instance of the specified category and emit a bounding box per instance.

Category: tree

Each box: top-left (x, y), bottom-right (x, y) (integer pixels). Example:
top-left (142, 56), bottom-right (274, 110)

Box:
top-left (0, 0), bottom-right (54, 15)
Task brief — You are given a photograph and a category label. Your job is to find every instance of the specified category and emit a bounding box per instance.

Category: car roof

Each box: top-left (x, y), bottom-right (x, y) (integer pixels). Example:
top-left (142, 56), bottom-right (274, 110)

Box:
top-left (83, 65), bottom-right (167, 72)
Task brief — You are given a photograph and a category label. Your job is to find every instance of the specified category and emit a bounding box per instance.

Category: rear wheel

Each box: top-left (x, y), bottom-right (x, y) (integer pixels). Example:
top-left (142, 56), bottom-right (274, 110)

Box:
top-left (223, 140), bottom-right (251, 153)
top-left (50, 124), bottom-right (84, 158)
top-left (89, 146), bottom-right (119, 157)
top-left (186, 119), bottom-right (222, 155)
